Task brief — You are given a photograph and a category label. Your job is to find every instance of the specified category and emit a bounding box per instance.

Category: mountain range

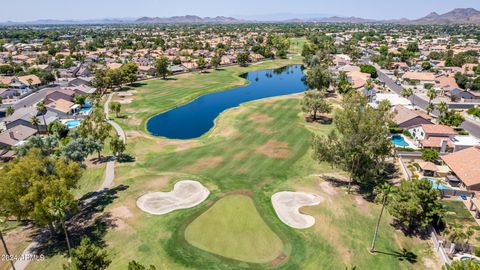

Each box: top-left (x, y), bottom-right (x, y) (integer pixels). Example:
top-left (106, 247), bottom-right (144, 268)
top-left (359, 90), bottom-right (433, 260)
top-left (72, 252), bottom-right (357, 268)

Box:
top-left (1, 8), bottom-right (480, 25)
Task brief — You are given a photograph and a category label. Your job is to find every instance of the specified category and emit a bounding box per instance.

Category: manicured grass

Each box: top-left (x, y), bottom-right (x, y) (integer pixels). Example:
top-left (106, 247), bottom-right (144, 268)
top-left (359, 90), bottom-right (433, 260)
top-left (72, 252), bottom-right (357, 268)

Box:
top-left (28, 53), bottom-right (438, 269)
top-left (73, 165), bottom-right (106, 198)
top-left (185, 195), bottom-right (284, 263)
top-left (442, 200), bottom-right (480, 244)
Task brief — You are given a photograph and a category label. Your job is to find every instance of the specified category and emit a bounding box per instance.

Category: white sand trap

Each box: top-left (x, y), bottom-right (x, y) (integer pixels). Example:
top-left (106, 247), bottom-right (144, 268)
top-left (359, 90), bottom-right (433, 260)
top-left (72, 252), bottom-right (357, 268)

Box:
top-left (136, 180), bottom-right (210, 215)
top-left (271, 192), bottom-right (323, 229)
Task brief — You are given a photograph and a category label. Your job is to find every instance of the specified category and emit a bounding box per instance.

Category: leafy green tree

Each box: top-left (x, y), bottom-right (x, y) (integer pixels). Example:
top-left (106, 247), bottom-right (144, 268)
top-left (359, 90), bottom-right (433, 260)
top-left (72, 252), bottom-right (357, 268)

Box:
top-left (155, 57), bottom-right (170, 79)
top-left (106, 69), bottom-right (123, 90)
top-left (360, 64), bottom-right (378, 78)
top-left (48, 121), bottom-right (69, 138)
top-left (306, 65), bottom-right (331, 91)
top-left (447, 259), bottom-right (480, 270)
top-left (421, 61), bottom-right (431, 71)
top-left (62, 137), bottom-right (99, 163)
top-left (301, 90), bottom-right (332, 120)
top-left (15, 135), bottom-right (59, 157)
top-left (110, 136), bottom-right (126, 159)
top-left (73, 95), bottom-right (86, 105)
top-left (197, 57), bottom-right (206, 72)
top-left (236, 52), bottom-right (250, 67)
top-left (211, 56), bottom-right (221, 70)
top-left (5, 106), bottom-right (14, 116)
top-left (436, 101), bottom-right (448, 116)
top-left (312, 91), bottom-right (392, 191)
top-left (0, 149), bottom-right (82, 235)
top-left (387, 179), bottom-right (442, 233)
top-left (120, 62), bottom-right (138, 86)
top-left (421, 149), bottom-right (439, 162)
top-left (109, 102), bottom-right (121, 118)
top-left (78, 108), bottom-right (113, 150)
top-left (64, 56), bottom-right (74, 69)
top-left (92, 68), bottom-right (111, 95)
top-left (64, 238), bottom-right (111, 270)
top-left (337, 71), bottom-right (353, 94)
top-left (438, 110), bottom-right (464, 127)
top-left (128, 260), bottom-right (156, 270)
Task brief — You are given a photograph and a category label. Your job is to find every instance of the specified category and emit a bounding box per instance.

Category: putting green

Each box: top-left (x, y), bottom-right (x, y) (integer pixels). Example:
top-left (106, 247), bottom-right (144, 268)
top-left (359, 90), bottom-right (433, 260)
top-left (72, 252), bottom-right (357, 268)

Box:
top-left (184, 194), bottom-right (284, 264)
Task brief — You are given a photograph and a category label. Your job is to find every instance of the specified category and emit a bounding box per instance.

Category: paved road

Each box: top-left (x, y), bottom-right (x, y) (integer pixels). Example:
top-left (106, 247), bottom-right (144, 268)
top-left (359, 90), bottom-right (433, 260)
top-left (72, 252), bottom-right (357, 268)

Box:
top-left (376, 68), bottom-right (480, 138)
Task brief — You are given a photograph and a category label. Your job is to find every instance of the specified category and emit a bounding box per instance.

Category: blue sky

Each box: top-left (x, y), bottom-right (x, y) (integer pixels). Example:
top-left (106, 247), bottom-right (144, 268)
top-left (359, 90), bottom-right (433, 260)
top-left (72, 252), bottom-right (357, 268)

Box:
top-left (2, 0), bottom-right (480, 21)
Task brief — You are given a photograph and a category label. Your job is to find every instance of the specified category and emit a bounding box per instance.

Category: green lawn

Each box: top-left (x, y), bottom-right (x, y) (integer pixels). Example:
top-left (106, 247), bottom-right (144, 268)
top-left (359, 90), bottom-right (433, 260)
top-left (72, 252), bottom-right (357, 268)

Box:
top-left (442, 200), bottom-right (480, 244)
top-left (27, 43), bottom-right (439, 270)
top-left (185, 195), bottom-right (284, 264)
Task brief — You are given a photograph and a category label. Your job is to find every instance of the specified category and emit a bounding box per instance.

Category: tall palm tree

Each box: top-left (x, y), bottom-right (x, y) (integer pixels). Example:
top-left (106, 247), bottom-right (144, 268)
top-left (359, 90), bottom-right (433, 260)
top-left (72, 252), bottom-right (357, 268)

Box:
top-left (30, 115), bottom-right (40, 134)
top-left (49, 199), bottom-right (72, 259)
top-left (36, 101), bottom-right (48, 134)
top-left (426, 87), bottom-right (437, 115)
top-left (0, 215), bottom-right (16, 270)
top-left (445, 224), bottom-right (466, 254)
top-left (401, 88), bottom-right (414, 107)
top-left (436, 101), bottom-right (449, 117)
top-left (5, 106), bottom-right (14, 116)
top-left (370, 183), bottom-right (392, 253)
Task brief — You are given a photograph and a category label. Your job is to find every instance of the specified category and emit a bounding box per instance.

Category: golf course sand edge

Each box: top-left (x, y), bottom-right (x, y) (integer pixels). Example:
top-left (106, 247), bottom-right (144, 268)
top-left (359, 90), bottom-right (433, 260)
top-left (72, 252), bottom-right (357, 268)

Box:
top-left (137, 180), bottom-right (210, 215)
top-left (271, 191), bottom-right (323, 229)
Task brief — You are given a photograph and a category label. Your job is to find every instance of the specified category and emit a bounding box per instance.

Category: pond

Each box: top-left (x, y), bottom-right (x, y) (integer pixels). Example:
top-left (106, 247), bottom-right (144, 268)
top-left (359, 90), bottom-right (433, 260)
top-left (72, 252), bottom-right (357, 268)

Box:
top-left (147, 65), bottom-right (308, 139)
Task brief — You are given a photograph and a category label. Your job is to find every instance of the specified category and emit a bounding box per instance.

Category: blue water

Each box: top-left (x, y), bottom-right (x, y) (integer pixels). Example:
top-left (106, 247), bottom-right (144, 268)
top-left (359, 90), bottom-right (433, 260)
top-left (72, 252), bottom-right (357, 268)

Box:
top-left (147, 65), bottom-right (308, 139)
top-left (423, 177), bottom-right (449, 190)
top-left (80, 107), bottom-right (92, 115)
top-left (391, 134), bottom-right (409, 147)
top-left (84, 100), bottom-right (93, 107)
top-left (65, 120), bottom-right (81, 129)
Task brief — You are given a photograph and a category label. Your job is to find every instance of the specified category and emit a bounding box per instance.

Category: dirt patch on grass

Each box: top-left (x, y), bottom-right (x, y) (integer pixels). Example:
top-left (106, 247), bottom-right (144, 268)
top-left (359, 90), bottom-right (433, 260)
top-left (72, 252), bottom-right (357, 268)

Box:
top-left (318, 181), bottom-right (338, 196)
top-left (249, 113), bottom-right (273, 123)
top-left (211, 126), bottom-right (237, 138)
top-left (255, 127), bottom-right (275, 135)
top-left (126, 131), bottom-right (146, 139)
top-left (156, 139), bottom-right (200, 152)
top-left (109, 205), bottom-right (134, 230)
top-left (256, 140), bottom-right (289, 159)
top-left (234, 151), bottom-right (248, 159)
top-left (142, 176), bottom-right (171, 190)
top-left (119, 98), bottom-right (133, 104)
top-left (184, 156), bottom-right (224, 173)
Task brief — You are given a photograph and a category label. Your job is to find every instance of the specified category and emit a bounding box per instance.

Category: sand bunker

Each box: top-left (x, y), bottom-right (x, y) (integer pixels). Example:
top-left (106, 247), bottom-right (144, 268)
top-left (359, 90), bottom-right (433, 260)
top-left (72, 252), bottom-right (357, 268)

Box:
top-left (271, 192), bottom-right (323, 229)
top-left (136, 180), bottom-right (210, 215)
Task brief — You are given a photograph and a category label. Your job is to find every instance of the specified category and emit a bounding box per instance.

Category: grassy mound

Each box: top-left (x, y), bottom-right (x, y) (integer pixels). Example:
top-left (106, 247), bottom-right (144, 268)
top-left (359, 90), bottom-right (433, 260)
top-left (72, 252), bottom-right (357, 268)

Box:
top-left (184, 195), bottom-right (284, 263)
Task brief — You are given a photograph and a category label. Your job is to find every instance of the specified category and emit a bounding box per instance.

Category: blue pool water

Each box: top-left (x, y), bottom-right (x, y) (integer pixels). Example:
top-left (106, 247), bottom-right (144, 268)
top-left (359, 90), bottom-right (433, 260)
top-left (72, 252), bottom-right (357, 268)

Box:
top-left (147, 65), bottom-right (308, 139)
top-left (80, 107), bottom-right (92, 115)
top-left (84, 100), bottom-right (93, 107)
top-left (423, 177), bottom-right (450, 190)
top-left (65, 120), bottom-right (81, 129)
top-left (391, 134), bottom-right (409, 147)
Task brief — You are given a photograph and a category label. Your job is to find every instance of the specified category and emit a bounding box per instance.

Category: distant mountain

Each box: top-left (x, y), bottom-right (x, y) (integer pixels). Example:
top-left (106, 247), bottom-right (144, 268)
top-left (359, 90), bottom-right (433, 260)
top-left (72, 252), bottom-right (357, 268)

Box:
top-left (0, 18), bottom-right (136, 25)
top-left (287, 16), bottom-right (377, 24)
top-left (135, 15), bottom-right (241, 24)
top-left (409, 8), bottom-right (480, 24)
top-left (1, 8), bottom-right (480, 26)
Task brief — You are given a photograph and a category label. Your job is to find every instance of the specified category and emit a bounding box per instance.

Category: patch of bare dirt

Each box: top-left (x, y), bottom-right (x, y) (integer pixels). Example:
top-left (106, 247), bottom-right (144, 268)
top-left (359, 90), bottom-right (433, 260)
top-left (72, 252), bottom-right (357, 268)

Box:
top-left (249, 113), bottom-right (273, 123)
top-left (318, 181), bottom-right (338, 196)
top-left (156, 139), bottom-right (200, 152)
top-left (255, 127), bottom-right (275, 135)
top-left (234, 151), bottom-right (248, 159)
top-left (184, 156), bottom-right (224, 173)
top-left (142, 176), bottom-right (171, 190)
top-left (109, 206), bottom-right (134, 231)
top-left (126, 131), bottom-right (146, 139)
top-left (256, 140), bottom-right (290, 159)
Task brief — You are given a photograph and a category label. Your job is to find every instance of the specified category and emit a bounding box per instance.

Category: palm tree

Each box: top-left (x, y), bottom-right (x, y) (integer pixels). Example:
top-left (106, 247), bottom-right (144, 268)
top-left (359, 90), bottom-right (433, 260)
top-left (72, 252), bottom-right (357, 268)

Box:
top-left (445, 224), bottom-right (466, 254)
top-left (30, 115), bottom-right (40, 134)
top-left (426, 87), bottom-right (437, 115)
top-left (436, 101), bottom-right (449, 117)
top-left (0, 215), bottom-right (16, 270)
top-left (365, 79), bottom-right (374, 90)
top-left (5, 106), bottom-right (14, 116)
top-left (401, 88), bottom-right (414, 107)
top-left (36, 101), bottom-right (48, 134)
top-left (370, 183), bottom-right (392, 253)
top-left (49, 199), bottom-right (72, 259)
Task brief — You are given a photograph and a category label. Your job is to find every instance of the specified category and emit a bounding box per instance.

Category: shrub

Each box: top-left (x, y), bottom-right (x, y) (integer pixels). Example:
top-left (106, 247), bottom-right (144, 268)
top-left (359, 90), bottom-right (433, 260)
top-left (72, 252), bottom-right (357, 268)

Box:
top-left (475, 246), bottom-right (480, 257)
top-left (402, 129), bottom-right (413, 138)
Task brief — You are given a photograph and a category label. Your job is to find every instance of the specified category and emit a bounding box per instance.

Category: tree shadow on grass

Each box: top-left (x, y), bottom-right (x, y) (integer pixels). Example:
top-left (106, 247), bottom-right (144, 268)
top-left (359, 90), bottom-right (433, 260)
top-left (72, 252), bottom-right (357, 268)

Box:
top-left (129, 82), bottom-right (147, 87)
top-left (374, 248), bottom-right (418, 263)
top-left (30, 185), bottom-right (129, 257)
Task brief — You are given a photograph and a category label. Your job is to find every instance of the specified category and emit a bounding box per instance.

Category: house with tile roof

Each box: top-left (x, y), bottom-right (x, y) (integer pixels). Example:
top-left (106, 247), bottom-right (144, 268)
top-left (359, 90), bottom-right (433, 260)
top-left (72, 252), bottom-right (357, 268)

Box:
top-left (441, 147), bottom-right (480, 190)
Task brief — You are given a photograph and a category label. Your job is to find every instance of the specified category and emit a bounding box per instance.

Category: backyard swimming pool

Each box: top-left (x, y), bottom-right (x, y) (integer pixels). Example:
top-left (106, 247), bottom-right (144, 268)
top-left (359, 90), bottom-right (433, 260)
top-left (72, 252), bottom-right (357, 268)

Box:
top-left (391, 134), bottom-right (409, 147)
top-left (65, 119), bottom-right (81, 129)
top-left (80, 107), bottom-right (92, 115)
top-left (147, 65), bottom-right (308, 139)
top-left (423, 177), bottom-right (450, 190)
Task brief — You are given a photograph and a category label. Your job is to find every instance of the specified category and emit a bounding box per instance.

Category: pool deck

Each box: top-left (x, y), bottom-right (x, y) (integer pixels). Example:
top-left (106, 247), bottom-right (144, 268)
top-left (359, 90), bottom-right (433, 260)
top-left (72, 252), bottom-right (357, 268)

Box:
top-left (391, 134), bottom-right (418, 149)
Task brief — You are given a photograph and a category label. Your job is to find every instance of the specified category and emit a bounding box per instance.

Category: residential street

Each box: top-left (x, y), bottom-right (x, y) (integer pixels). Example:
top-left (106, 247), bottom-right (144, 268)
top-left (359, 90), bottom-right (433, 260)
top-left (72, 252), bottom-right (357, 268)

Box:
top-left (376, 68), bottom-right (480, 138)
